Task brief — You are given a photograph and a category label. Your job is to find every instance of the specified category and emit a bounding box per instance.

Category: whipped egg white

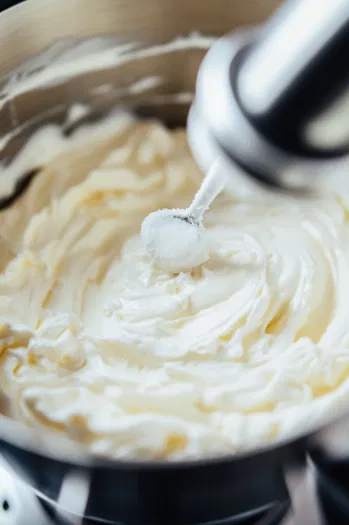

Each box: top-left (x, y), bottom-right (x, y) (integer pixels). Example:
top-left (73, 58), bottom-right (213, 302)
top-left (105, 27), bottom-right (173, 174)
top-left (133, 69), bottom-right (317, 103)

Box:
top-left (1, 112), bottom-right (349, 460)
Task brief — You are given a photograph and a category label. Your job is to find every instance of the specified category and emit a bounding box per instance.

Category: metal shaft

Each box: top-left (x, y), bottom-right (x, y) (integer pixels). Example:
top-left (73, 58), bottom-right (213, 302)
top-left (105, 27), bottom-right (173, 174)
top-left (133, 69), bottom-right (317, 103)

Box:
top-left (188, 0), bottom-right (349, 192)
top-left (237, 0), bottom-right (349, 158)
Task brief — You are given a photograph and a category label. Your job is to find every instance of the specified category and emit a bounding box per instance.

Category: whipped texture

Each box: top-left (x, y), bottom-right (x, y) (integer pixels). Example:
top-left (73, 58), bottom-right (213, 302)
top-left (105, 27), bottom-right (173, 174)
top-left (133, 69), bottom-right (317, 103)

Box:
top-left (1, 112), bottom-right (349, 460)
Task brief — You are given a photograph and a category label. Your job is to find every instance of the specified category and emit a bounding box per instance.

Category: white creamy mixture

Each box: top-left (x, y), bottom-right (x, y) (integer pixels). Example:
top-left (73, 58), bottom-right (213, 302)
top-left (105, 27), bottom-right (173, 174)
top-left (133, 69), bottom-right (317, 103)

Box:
top-left (1, 110), bottom-right (349, 460)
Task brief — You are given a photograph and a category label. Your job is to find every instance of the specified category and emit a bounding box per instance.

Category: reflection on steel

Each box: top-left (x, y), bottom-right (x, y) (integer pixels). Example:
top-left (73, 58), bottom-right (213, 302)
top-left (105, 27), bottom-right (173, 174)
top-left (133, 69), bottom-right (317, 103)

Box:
top-left (54, 470), bottom-right (90, 525)
top-left (0, 453), bottom-right (325, 525)
top-left (283, 461), bottom-right (322, 525)
top-left (314, 414), bottom-right (349, 460)
top-left (0, 455), bottom-right (50, 525)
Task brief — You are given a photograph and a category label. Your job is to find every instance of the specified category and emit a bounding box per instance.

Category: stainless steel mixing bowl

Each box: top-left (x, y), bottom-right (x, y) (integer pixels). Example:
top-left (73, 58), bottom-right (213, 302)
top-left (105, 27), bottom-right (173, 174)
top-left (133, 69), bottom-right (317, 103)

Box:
top-left (0, 1), bottom-right (347, 524)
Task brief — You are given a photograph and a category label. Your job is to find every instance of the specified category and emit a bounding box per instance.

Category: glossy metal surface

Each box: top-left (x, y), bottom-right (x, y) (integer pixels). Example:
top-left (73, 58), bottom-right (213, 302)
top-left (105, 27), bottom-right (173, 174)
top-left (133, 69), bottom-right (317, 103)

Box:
top-left (190, 0), bottom-right (349, 192)
top-left (0, 1), bottom-right (346, 523)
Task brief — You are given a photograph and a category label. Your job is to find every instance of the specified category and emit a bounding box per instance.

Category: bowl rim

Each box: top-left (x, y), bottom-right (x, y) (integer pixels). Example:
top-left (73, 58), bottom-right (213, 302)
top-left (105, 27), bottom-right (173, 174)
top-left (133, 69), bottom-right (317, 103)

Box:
top-left (0, 0), bottom-right (348, 472)
top-left (0, 404), bottom-right (345, 469)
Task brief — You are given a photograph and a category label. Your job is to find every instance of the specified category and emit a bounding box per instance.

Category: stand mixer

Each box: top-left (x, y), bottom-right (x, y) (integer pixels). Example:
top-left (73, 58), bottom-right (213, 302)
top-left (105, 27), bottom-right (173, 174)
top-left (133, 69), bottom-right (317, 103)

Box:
top-left (1, 1), bottom-right (349, 525)
top-left (142, 0), bottom-right (349, 271)
top-left (189, 0), bottom-right (349, 192)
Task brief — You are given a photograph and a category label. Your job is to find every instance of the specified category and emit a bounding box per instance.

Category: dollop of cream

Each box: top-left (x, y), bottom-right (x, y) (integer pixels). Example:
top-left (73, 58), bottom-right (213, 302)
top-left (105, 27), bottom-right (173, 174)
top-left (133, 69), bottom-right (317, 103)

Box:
top-left (1, 114), bottom-right (349, 460)
top-left (141, 209), bottom-right (209, 272)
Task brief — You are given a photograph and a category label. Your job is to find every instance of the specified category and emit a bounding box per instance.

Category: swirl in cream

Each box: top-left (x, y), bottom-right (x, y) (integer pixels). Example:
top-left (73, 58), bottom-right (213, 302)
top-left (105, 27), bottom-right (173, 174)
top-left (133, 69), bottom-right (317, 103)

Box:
top-left (1, 112), bottom-right (349, 460)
